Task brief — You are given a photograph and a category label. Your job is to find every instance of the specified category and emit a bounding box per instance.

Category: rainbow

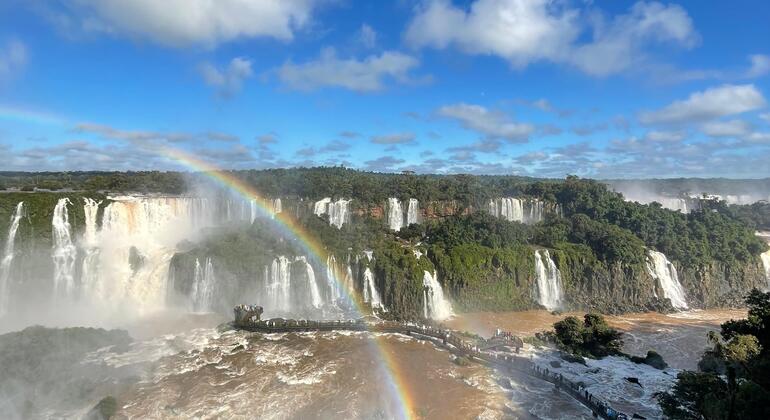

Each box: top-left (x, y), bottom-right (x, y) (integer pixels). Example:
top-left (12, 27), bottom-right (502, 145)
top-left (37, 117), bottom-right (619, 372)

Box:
top-left (0, 104), bottom-right (65, 125)
top-left (162, 147), bottom-right (416, 420)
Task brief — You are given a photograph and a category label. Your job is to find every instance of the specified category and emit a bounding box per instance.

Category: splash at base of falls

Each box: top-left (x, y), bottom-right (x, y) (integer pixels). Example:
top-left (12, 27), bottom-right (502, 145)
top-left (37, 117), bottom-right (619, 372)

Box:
top-left (646, 250), bottom-right (688, 310)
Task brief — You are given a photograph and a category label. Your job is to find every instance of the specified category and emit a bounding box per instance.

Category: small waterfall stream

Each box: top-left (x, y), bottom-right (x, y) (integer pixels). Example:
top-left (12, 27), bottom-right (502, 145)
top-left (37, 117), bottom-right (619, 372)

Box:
top-left (422, 270), bottom-right (453, 320)
top-left (0, 202), bottom-right (24, 316)
top-left (387, 198), bottom-right (404, 231)
top-left (760, 250), bottom-right (770, 288)
top-left (314, 198), bottom-right (350, 228)
top-left (191, 257), bottom-right (216, 312)
top-left (52, 198), bottom-right (77, 298)
top-left (406, 199), bottom-right (420, 226)
top-left (362, 267), bottom-right (382, 308)
top-left (534, 250), bottom-right (564, 311)
top-left (646, 250), bottom-right (688, 309)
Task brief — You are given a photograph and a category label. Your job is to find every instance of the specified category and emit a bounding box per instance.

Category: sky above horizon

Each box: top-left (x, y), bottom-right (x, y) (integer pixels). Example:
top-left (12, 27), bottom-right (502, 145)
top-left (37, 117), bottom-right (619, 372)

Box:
top-left (1, 0), bottom-right (769, 178)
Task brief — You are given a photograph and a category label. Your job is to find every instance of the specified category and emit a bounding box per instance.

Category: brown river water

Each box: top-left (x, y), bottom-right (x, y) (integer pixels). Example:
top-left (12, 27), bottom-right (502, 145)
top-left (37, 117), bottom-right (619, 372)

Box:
top-left (71, 308), bottom-right (744, 419)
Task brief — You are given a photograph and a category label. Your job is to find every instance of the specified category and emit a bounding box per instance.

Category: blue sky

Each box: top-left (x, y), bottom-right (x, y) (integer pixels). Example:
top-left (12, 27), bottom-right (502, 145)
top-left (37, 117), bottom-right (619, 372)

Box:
top-left (0, 0), bottom-right (769, 178)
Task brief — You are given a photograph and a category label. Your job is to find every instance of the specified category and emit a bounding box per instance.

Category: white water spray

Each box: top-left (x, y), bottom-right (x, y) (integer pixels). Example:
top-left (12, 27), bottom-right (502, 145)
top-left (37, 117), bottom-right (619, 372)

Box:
top-left (297, 256), bottom-right (323, 309)
top-left (191, 257), bottom-right (216, 312)
top-left (0, 202), bottom-right (24, 317)
top-left (362, 267), bottom-right (382, 309)
top-left (422, 270), bottom-right (453, 320)
top-left (387, 198), bottom-right (404, 231)
top-left (406, 199), bottom-right (420, 226)
top-left (52, 198), bottom-right (77, 298)
top-left (646, 250), bottom-right (688, 309)
top-left (534, 250), bottom-right (564, 311)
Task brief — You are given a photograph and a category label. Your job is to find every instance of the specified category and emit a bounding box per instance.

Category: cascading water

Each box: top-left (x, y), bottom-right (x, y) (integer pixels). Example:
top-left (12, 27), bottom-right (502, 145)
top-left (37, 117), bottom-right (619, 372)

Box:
top-left (326, 255), bottom-right (341, 304)
top-left (191, 257), bottom-right (216, 312)
top-left (52, 198), bottom-right (77, 298)
top-left (0, 202), bottom-right (24, 317)
top-left (422, 270), bottom-right (453, 320)
top-left (297, 256), bottom-right (323, 309)
top-left (362, 267), bottom-right (382, 309)
top-left (762, 251), bottom-right (770, 288)
top-left (387, 198), bottom-right (404, 231)
top-left (406, 199), bottom-right (420, 226)
top-left (314, 198), bottom-right (350, 228)
top-left (646, 250), bottom-right (688, 310)
top-left (273, 198), bottom-right (282, 215)
top-left (265, 256), bottom-right (292, 313)
top-left (84, 196), bottom-right (219, 310)
top-left (534, 250), bottom-right (564, 311)
top-left (489, 198), bottom-right (549, 224)
top-left (80, 198), bottom-right (102, 296)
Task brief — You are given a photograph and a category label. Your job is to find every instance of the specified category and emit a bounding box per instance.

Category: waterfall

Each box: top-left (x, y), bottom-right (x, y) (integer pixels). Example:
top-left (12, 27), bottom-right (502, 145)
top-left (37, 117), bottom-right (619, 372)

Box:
top-left (314, 198), bottom-right (350, 228)
top-left (422, 270), bottom-right (453, 320)
top-left (363, 250), bottom-right (373, 262)
top-left (297, 256), bottom-right (323, 309)
top-left (82, 196), bottom-right (219, 309)
top-left (406, 199), bottom-right (420, 226)
top-left (489, 198), bottom-right (548, 224)
top-left (387, 198), bottom-right (404, 231)
top-left (265, 256), bottom-right (292, 313)
top-left (0, 202), bottom-right (24, 317)
top-left (326, 255), bottom-right (341, 304)
top-left (362, 268), bottom-right (382, 308)
top-left (534, 250), bottom-right (564, 311)
top-left (80, 198), bottom-right (102, 296)
top-left (273, 198), bottom-right (282, 215)
top-left (646, 250), bottom-right (688, 309)
top-left (762, 251), bottom-right (770, 288)
top-left (52, 198), bottom-right (77, 298)
top-left (191, 257), bottom-right (216, 312)
top-left (328, 199), bottom-right (350, 229)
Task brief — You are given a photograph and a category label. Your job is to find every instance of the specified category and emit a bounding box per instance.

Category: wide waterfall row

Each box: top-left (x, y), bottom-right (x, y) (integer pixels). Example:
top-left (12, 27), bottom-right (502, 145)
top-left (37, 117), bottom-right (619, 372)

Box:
top-left (0, 202), bottom-right (24, 317)
top-left (422, 270), bottom-right (453, 320)
top-left (645, 250), bottom-right (688, 309)
top-left (534, 250), bottom-right (564, 311)
top-left (387, 198), bottom-right (421, 231)
top-left (489, 198), bottom-right (555, 224)
top-left (314, 198), bottom-right (351, 229)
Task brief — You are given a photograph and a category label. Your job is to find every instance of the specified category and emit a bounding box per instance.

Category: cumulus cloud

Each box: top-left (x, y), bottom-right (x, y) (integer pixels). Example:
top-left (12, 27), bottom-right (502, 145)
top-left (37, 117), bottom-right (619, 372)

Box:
top-left (437, 103), bottom-right (534, 142)
top-left (405, 0), bottom-right (697, 76)
top-left (358, 24), bottom-right (377, 49)
top-left (370, 132), bottom-right (416, 145)
top-left (0, 39), bottom-right (27, 81)
top-left (364, 156), bottom-right (405, 172)
top-left (42, 0), bottom-right (319, 47)
top-left (700, 119), bottom-right (752, 137)
top-left (746, 54), bottom-right (770, 78)
top-left (277, 48), bottom-right (420, 92)
top-left (642, 130), bottom-right (686, 142)
top-left (639, 84), bottom-right (766, 125)
top-left (199, 57), bottom-right (253, 97)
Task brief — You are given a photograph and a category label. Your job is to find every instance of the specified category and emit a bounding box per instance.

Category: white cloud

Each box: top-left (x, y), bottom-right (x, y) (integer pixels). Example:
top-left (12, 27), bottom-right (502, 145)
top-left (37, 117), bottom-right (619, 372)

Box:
top-left (643, 130), bottom-right (686, 142)
top-left (404, 0), bottom-right (697, 76)
top-left (359, 24), bottom-right (377, 49)
top-left (700, 119), bottom-right (752, 137)
top-left (49, 0), bottom-right (318, 47)
top-left (0, 39), bottom-right (27, 81)
top-left (746, 54), bottom-right (770, 78)
top-left (277, 48), bottom-right (419, 92)
top-left (639, 84), bottom-right (766, 125)
top-left (437, 103), bottom-right (534, 142)
top-left (370, 132), bottom-right (416, 145)
top-left (200, 57), bottom-right (253, 97)
top-left (760, 113), bottom-right (770, 123)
